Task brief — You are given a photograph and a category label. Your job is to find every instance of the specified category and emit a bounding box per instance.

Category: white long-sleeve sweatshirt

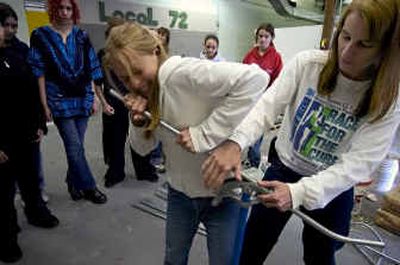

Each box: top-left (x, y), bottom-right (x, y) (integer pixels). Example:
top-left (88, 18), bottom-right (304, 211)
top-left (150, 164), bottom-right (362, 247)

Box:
top-left (230, 50), bottom-right (400, 210)
top-left (129, 56), bottom-right (269, 197)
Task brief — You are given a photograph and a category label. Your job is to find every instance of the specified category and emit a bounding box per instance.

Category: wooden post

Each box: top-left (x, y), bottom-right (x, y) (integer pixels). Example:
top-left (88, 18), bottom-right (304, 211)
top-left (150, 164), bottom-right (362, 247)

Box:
top-left (320, 0), bottom-right (337, 50)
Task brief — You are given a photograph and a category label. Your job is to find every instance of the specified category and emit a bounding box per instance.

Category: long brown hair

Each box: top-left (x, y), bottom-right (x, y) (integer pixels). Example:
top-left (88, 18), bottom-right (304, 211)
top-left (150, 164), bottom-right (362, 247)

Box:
top-left (157, 27), bottom-right (170, 54)
top-left (318, 0), bottom-right (400, 122)
top-left (103, 22), bottom-right (168, 135)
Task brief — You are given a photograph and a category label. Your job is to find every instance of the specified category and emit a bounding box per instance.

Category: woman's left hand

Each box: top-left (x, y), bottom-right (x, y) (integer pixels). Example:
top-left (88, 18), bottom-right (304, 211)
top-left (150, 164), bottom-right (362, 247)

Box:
top-left (92, 97), bottom-right (99, 115)
top-left (125, 94), bottom-right (149, 127)
top-left (176, 128), bottom-right (195, 153)
top-left (257, 181), bottom-right (293, 212)
top-left (0, 150), bottom-right (9, 164)
top-left (33, 129), bottom-right (44, 143)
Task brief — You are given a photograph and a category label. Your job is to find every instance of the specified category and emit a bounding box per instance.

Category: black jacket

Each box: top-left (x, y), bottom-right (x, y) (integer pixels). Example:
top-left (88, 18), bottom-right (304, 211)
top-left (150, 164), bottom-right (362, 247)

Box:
top-left (0, 37), bottom-right (46, 153)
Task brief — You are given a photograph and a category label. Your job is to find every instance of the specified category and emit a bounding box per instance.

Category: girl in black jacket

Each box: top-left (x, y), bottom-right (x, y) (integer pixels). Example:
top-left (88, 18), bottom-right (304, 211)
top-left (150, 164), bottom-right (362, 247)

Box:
top-left (0, 4), bottom-right (59, 263)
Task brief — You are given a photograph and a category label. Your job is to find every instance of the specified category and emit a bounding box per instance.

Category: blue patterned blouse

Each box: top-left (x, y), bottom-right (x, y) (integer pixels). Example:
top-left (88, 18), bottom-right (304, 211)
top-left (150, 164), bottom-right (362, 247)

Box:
top-left (28, 25), bottom-right (103, 118)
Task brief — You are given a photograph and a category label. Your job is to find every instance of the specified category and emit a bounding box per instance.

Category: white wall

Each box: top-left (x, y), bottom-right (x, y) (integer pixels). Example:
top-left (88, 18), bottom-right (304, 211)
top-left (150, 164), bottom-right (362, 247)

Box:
top-left (274, 24), bottom-right (322, 63)
top-left (80, 0), bottom-right (320, 62)
top-left (2, 0), bottom-right (29, 43)
top-left (5, 0), bottom-right (322, 63)
top-left (216, 0), bottom-right (319, 62)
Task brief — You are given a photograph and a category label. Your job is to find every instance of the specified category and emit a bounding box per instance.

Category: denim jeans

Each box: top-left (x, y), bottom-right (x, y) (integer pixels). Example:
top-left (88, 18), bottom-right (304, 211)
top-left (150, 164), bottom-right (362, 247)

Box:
top-left (54, 116), bottom-right (96, 190)
top-left (165, 186), bottom-right (240, 265)
top-left (150, 142), bottom-right (163, 165)
top-left (247, 136), bottom-right (263, 168)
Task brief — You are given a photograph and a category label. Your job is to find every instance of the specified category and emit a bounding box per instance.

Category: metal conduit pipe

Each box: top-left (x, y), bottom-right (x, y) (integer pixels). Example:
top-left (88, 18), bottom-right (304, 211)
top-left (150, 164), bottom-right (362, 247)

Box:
top-left (109, 89), bottom-right (180, 135)
top-left (291, 209), bottom-right (384, 248)
top-left (109, 88), bottom-right (385, 249)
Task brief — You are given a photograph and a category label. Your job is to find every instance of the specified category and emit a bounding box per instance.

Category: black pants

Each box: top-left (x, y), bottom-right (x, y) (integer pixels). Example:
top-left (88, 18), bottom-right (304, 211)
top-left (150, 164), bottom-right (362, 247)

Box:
top-left (0, 142), bottom-right (45, 242)
top-left (239, 141), bottom-right (353, 265)
top-left (130, 147), bottom-right (156, 179)
top-left (102, 96), bottom-right (129, 180)
top-left (102, 95), bottom-right (155, 180)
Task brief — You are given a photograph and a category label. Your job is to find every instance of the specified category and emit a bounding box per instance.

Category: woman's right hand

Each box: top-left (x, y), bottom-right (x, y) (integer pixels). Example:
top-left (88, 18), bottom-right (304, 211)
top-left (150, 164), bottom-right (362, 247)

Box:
top-left (201, 140), bottom-right (242, 189)
top-left (102, 103), bottom-right (115, 116)
top-left (125, 93), bottom-right (149, 127)
top-left (0, 150), bottom-right (9, 164)
top-left (44, 106), bottom-right (52, 122)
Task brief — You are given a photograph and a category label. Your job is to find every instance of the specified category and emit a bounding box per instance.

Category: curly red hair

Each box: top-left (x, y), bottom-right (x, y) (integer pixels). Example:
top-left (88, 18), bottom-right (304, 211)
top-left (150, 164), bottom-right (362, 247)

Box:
top-left (47, 0), bottom-right (80, 24)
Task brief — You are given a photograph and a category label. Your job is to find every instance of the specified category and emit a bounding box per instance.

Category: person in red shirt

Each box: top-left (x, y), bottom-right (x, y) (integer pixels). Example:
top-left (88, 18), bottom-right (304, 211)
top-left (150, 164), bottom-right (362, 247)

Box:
top-left (243, 23), bottom-right (283, 87)
top-left (243, 23), bottom-right (283, 168)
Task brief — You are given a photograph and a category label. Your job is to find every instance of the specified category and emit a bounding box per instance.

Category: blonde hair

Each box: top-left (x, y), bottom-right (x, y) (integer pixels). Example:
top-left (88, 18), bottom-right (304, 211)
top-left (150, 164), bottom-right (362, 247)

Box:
top-left (318, 0), bottom-right (400, 122)
top-left (105, 16), bottom-right (124, 38)
top-left (103, 22), bottom-right (168, 136)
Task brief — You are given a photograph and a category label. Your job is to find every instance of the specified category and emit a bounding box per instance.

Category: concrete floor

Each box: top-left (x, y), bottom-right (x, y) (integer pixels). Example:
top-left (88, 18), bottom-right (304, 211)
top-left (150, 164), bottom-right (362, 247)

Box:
top-left (4, 114), bottom-right (400, 265)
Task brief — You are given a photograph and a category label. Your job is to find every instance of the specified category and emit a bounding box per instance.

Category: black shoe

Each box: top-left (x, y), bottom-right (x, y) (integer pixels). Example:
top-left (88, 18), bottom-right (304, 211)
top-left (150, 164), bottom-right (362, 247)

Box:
top-left (137, 174), bottom-right (159, 183)
top-left (83, 188), bottom-right (107, 204)
top-left (104, 177), bottom-right (124, 188)
top-left (104, 172), bottom-right (125, 188)
top-left (12, 223), bottom-right (21, 234)
top-left (67, 183), bottom-right (83, 201)
top-left (0, 238), bottom-right (22, 263)
top-left (16, 225), bottom-right (21, 234)
top-left (25, 207), bottom-right (59, 229)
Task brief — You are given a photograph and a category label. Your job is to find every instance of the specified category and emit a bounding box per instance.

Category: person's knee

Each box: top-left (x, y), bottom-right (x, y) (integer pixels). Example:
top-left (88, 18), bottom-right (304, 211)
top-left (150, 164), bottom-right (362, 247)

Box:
top-left (65, 141), bottom-right (85, 160)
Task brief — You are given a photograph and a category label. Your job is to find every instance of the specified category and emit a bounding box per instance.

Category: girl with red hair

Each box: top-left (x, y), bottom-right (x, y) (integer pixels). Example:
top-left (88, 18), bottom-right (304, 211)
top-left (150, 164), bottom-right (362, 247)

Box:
top-left (28, 0), bottom-right (113, 204)
top-left (47, 0), bottom-right (80, 25)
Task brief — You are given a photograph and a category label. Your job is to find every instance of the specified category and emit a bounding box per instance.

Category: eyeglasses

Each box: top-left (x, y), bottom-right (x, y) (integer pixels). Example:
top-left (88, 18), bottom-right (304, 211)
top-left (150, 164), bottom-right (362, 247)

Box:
top-left (206, 45), bottom-right (217, 49)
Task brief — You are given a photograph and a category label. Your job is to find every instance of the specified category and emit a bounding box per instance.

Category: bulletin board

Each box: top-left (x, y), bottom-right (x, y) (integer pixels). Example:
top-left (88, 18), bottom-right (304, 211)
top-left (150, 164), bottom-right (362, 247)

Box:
top-left (24, 1), bottom-right (49, 35)
top-left (25, 9), bottom-right (49, 34)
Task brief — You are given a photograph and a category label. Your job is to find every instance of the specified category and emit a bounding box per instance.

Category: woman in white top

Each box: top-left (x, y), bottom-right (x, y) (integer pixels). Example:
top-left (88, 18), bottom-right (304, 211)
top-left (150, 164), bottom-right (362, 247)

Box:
top-left (202, 0), bottom-right (400, 264)
top-left (199, 34), bottom-right (225, 62)
top-left (103, 22), bottom-right (268, 265)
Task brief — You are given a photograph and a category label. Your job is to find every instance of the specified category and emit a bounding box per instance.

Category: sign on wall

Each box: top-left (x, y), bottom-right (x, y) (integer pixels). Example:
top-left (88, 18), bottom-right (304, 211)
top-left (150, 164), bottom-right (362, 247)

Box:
top-left (24, 1), bottom-right (49, 35)
top-left (80, 0), bottom-right (217, 32)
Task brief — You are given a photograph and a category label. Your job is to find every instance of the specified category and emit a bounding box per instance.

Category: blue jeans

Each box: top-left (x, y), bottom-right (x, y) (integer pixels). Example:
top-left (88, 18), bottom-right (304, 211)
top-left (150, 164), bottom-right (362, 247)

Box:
top-left (165, 186), bottom-right (240, 265)
top-left (150, 142), bottom-right (163, 165)
top-left (54, 116), bottom-right (96, 190)
top-left (247, 136), bottom-right (263, 168)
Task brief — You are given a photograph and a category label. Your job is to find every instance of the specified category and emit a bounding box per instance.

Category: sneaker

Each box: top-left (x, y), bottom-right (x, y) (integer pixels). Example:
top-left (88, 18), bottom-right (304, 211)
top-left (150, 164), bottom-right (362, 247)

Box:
top-left (25, 207), bottom-right (59, 229)
top-left (0, 238), bottom-right (22, 263)
top-left (82, 188), bottom-right (107, 204)
top-left (241, 159), bottom-right (252, 170)
top-left (154, 163), bottom-right (166, 174)
top-left (41, 191), bottom-right (50, 203)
